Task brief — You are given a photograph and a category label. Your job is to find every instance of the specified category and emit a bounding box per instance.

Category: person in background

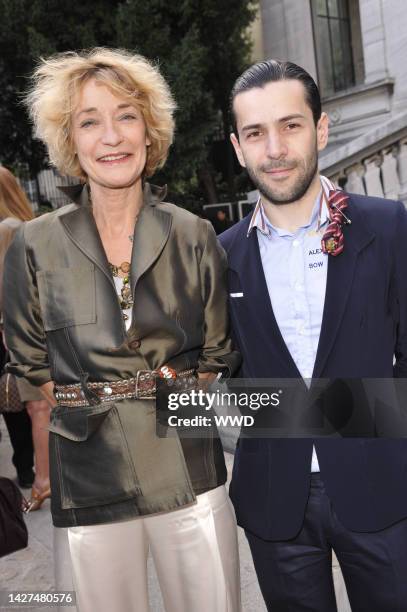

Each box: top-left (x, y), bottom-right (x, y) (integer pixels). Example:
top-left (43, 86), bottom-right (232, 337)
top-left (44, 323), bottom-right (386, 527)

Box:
top-left (212, 209), bottom-right (233, 235)
top-left (0, 166), bottom-right (51, 506)
top-left (0, 319), bottom-right (34, 488)
top-left (3, 48), bottom-right (241, 612)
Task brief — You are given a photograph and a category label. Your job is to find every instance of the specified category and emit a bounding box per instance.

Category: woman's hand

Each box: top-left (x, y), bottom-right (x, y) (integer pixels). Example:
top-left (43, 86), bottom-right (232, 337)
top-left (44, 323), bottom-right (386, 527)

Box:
top-left (39, 380), bottom-right (58, 408)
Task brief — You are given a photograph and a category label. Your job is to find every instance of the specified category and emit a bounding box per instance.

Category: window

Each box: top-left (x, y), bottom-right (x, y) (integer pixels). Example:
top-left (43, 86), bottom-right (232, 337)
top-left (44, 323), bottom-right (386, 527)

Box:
top-left (311, 0), bottom-right (364, 97)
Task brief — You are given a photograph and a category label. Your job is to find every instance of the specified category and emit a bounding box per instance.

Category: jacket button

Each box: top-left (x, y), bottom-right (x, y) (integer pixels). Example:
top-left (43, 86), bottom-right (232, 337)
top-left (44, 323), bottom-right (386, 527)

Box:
top-left (129, 339), bottom-right (141, 349)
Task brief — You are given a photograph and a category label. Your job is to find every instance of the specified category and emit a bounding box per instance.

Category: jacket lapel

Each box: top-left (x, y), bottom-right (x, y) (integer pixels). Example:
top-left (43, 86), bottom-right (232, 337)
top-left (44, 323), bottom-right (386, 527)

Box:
top-left (312, 197), bottom-right (375, 378)
top-left (130, 183), bottom-right (172, 294)
top-left (228, 218), bottom-right (303, 378)
top-left (58, 183), bottom-right (172, 294)
top-left (58, 185), bottom-right (112, 285)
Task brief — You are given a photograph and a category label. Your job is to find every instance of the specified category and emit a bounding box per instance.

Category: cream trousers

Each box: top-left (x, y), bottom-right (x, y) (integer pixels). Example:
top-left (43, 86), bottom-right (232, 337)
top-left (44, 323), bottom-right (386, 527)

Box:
top-left (67, 485), bottom-right (241, 612)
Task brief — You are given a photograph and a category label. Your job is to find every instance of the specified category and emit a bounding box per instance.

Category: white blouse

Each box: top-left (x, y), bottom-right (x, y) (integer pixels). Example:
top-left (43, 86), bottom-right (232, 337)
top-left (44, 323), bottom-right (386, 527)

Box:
top-left (113, 275), bottom-right (133, 330)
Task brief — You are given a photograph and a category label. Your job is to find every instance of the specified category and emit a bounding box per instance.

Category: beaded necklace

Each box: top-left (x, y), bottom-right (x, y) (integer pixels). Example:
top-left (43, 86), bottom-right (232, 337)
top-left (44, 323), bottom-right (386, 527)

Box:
top-left (109, 261), bottom-right (133, 321)
top-left (87, 187), bottom-right (139, 320)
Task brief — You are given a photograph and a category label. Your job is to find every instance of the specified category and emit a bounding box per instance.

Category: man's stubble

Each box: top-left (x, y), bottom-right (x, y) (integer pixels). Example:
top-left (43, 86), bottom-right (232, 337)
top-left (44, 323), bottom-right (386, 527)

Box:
top-left (245, 141), bottom-right (319, 206)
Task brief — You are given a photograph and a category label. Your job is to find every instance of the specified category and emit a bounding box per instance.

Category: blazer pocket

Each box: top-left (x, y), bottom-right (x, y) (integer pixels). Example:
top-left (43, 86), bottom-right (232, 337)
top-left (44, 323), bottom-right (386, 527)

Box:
top-left (36, 266), bottom-right (96, 331)
top-left (49, 402), bottom-right (112, 441)
top-left (50, 402), bottom-right (141, 509)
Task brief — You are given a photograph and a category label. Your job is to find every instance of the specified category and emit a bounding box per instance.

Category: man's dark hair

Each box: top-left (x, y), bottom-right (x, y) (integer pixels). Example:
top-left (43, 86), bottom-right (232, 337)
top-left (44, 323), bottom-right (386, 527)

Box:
top-left (230, 59), bottom-right (321, 133)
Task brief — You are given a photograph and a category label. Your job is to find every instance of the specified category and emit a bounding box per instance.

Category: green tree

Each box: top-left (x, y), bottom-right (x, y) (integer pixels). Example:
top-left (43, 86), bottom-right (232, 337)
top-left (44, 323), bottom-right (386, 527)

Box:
top-left (116, 0), bottom-right (217, 208)
top-left (0, 0), bottom-right (44, 176)
top-left (183, 0), bottom-right (258, 201)
top-left (117, 0), bottom-right (257, 205)
top-left (0, 0), bottom-right (257, 206)
top-left (0, 0), bottom-right (120, 176)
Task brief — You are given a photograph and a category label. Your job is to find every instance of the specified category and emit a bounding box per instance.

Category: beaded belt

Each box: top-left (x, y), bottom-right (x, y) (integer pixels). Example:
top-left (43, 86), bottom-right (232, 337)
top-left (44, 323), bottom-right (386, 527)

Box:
top-left (54, 367), bottom-right (197, 407)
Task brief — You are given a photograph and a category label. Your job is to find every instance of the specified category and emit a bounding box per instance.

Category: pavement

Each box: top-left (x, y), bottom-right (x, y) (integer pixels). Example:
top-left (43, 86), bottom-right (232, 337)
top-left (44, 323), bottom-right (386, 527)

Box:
top-left (0, 417), bottom-right (266, 612)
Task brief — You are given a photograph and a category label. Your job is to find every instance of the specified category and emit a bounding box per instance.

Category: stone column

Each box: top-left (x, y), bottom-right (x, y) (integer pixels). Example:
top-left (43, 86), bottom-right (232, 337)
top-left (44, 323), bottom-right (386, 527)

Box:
top-left (260, 0), bottom-right (317, 80)
top-left (345, 164), bottom-right (366, 195)
top-left (397, 139), bottom-right (407, 205)
top-left (381, 147), bottom-right (400, 201)
top-left (359, 0), bottom-right (388, 83)
top-left (364, 156), bottom-right (384, 198)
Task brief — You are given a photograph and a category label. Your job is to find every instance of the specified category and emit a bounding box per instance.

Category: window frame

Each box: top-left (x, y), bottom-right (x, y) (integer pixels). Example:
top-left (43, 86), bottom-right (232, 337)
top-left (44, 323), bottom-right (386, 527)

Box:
top-left (310, 0), bottom-right (363, 98)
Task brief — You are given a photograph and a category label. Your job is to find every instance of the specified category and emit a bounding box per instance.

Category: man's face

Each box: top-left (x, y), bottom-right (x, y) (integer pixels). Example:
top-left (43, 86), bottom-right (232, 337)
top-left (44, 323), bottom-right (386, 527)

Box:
top-left (231, 80), bottom-right (328, 205)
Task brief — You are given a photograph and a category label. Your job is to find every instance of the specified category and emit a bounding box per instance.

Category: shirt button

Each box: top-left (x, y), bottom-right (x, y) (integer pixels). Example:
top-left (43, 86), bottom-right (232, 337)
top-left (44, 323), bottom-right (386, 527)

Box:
top-left (292, 239), bottom-right (300, 247)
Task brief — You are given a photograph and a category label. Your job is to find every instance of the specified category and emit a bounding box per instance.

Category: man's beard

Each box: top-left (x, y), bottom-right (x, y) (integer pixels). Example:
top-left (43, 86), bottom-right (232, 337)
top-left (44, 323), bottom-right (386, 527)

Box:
top-left (246, 147), bottom-right (318, 205)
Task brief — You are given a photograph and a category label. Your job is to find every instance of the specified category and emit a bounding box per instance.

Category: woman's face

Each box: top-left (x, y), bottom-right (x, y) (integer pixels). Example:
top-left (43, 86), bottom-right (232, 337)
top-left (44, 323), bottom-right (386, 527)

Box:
top-left (72, 78), bottom-right (151, 190)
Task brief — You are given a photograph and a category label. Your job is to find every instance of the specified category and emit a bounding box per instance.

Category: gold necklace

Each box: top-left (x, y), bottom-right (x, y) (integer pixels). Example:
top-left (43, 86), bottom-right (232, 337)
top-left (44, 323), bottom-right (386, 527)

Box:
top-left (109, 261), bottom-right (131, 275)
top-left (109, 262), bottom-right (133, 320)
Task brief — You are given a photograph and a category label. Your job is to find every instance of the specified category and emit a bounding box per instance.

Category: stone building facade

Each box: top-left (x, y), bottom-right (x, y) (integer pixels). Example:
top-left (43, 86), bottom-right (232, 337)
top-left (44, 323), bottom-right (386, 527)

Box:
top-left (254, 0), bottom-right (407, 203)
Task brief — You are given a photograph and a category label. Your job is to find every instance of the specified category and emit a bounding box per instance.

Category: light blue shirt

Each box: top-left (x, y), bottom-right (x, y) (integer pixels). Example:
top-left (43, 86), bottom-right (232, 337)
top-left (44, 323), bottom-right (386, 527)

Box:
top-left (249, 185), bottom-right (331, 472)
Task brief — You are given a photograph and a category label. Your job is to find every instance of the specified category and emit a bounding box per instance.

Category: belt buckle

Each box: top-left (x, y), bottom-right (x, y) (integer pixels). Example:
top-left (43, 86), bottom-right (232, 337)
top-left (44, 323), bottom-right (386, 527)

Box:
top-left (135, 366), bottom-right (177, 399)
top-left (157, 365), bottom-right (177, 380)
top-left (135, 370), bottom-right (156, 399)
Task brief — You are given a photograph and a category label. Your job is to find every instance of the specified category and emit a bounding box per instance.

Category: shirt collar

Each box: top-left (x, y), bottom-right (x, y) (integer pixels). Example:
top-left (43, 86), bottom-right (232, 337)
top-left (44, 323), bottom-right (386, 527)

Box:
top-left (57, 181), bottom-right (167, 207)
top-left (247, 175), bottom-right (333, 238)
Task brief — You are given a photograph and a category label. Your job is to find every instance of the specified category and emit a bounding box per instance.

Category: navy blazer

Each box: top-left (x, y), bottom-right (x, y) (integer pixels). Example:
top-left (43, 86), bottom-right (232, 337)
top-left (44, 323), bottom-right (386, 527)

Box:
top-left (220, 193), bottom-right (407, 541)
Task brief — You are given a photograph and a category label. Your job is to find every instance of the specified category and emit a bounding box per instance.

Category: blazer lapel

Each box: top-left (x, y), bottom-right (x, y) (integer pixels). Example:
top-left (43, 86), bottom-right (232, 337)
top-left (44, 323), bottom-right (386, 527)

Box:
top-left (228, 219), bottom-right (303, 378)
top-left (58, 183), bottom-right (172, 295)
top-left (312, 197), bottom-right (375, 379)
top-left (130, 183), bottom-right (172, 294)
top-left (58, 186), bottom-right (112, 285)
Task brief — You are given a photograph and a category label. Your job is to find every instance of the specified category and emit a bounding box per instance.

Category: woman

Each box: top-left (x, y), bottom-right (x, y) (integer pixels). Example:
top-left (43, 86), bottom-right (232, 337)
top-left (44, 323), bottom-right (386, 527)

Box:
top-left (3, 48), bottom-right (241, 612)
top-left (0, 166), bottom-right (51, 510)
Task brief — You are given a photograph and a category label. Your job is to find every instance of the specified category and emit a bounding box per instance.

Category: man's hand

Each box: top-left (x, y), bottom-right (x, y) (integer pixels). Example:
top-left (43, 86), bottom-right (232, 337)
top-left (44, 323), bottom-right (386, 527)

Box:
top-left (197, 371), bottom-right (218, 392)
top-left (197, 371), bottom-right (218, 383)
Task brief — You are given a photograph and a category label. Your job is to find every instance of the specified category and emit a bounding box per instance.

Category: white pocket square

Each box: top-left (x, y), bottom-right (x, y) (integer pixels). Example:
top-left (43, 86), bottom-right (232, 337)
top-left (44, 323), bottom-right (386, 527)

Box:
top-left (230, 292), bottom-right (244, 298)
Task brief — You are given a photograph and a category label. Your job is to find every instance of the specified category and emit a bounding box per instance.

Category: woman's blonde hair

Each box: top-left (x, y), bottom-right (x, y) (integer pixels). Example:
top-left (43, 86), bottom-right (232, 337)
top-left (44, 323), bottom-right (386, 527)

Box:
top-left (0, 167), bottom-right (34, 221)
top-left (26, 48), bottom-right (176, 179)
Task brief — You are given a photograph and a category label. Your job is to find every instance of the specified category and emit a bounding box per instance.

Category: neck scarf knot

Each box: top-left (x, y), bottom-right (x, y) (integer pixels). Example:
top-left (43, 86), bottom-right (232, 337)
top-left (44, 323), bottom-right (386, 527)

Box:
top-left (320, 177), bottom-right (350, 256)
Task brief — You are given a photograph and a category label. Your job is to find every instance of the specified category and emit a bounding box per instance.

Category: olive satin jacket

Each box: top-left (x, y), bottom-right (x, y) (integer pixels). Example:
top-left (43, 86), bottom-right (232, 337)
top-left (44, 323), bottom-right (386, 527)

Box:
top-left (3, 183), bottom-right (240, 527)
top-left (0, 217), bottom-right (22, 315)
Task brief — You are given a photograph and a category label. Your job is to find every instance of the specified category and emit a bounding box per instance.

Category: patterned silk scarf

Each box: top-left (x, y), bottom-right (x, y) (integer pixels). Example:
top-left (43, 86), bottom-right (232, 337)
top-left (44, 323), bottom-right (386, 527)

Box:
top-left (320, 175), bottom-right (350, 256)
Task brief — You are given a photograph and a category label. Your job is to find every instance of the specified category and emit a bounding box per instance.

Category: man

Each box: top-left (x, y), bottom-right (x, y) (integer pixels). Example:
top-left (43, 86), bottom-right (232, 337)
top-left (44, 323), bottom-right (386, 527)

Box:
top-left (219, 59), bottom-right (407, 611)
